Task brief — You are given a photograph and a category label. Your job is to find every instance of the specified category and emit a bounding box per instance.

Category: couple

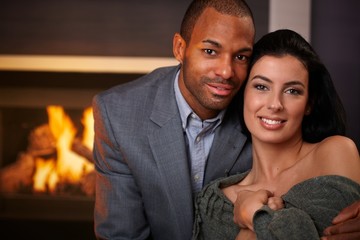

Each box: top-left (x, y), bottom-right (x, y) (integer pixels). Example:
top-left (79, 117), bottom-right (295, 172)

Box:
top-left (92, 0), bottom-right (360, 239)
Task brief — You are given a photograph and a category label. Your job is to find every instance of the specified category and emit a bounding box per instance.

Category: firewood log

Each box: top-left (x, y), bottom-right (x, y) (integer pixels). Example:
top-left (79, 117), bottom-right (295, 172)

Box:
top-left (27, 124), bottom-right (56, 158)
top-left (71, 138), bottom-right (94, 163)
top-left (80, 171), bottom-right (95, 196)
top-left (0, 153), bottom-right (35, 193)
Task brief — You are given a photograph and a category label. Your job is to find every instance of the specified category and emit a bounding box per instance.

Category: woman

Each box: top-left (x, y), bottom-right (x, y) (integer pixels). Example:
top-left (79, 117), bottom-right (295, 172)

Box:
top-left (192, 29), bottom-right (360, 240)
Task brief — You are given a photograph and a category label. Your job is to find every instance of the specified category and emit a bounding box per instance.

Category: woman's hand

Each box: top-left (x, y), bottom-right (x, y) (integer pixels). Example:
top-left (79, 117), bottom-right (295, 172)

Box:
top-left (233, 189), bottom-right (284, 230)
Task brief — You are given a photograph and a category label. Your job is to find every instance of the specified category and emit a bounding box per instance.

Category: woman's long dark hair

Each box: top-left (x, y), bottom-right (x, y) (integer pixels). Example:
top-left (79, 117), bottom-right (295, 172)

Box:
top-left (240, 29), bottom-right (346, 143)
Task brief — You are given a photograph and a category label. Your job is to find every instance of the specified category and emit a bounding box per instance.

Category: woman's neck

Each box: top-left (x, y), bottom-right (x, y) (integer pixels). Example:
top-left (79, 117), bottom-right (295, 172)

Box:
top-left (249, 138), bottom-right (306, 183)
top-left (235, 138), bottom-right (319, 197)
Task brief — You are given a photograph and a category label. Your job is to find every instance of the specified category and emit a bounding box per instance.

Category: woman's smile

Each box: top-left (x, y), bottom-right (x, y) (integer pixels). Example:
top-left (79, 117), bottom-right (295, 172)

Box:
top-left (259, 116), bottom-right (286, 130)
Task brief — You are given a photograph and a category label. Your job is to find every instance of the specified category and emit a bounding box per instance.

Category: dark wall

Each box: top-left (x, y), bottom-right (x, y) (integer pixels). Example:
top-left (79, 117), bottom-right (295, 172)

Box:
top-left (311, 0), bottom-right (360, 148)
top-left (0, 0), bottom-right (268, 57)
top-left (0, 0), bottom-right (190, 57)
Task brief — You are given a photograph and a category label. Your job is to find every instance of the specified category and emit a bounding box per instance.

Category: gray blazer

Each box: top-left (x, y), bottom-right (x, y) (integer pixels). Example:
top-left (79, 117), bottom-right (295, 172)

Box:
top-left (92, 65), bottom-right (252, 240)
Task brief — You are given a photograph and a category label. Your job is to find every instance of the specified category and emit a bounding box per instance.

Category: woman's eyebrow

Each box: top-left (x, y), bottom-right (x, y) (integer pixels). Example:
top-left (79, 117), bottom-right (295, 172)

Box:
top-left (251, 75), bottom-right (271, 82)
top-left (251, 75), bottom-right (306, 88)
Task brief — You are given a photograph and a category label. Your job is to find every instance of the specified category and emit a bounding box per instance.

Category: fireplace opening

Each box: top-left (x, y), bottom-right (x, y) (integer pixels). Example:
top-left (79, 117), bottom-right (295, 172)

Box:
top-left (0, 70), bottom-right (143, 239)
top-left (0, 106), bottom-right (95, 196)
top-left (0, 106), bottom-right (97, 239)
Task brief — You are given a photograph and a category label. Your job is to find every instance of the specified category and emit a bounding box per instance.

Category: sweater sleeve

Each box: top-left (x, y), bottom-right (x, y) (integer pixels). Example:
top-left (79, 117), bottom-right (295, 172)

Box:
top-left (253, 205), bottom-right (319, 240)
top-left (253, 175), bottom-right (360, 240)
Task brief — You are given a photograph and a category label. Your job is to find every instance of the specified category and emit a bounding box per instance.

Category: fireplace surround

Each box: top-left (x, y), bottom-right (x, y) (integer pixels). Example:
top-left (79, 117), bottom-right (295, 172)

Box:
top-left (0, 55), bottom-right (176, 239)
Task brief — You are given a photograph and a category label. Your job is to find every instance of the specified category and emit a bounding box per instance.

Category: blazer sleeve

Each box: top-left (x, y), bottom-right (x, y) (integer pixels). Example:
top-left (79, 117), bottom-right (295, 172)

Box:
top-left (93, 94), bottom-right (150, 239)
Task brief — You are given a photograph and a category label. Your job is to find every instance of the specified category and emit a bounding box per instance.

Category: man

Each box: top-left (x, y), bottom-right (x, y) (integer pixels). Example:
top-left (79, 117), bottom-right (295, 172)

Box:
top-left (93, 0), bottom-right (360, 239)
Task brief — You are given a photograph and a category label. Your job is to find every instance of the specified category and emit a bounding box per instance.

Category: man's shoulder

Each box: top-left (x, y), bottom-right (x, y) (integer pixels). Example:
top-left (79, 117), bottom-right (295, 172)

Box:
top-left (145, 65), bottom-right (179, 80)
top-left (100, 65), bottom-right (178, 96)
top-left (93, 65), bottom-right (179, 110)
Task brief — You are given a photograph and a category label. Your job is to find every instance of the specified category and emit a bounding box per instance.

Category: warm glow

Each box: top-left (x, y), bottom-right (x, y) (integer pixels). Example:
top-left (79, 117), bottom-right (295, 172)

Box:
top-left (32, 106), bottom-right (94, 193)
top-left (82, 107), bottom-right (94, 151)
top-left (33, 157), bottom-right (58, 192)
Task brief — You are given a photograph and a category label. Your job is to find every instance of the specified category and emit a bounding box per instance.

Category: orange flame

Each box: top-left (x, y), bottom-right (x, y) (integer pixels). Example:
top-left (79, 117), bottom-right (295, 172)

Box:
top-left (32, 106), bottom-right (94, 193)
top-left (81, 107), bottom-right (94, 151)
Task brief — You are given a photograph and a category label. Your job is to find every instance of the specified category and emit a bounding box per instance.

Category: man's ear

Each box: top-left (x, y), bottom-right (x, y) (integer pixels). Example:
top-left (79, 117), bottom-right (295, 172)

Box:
top-left (173, 33), bottom-right (186, 64)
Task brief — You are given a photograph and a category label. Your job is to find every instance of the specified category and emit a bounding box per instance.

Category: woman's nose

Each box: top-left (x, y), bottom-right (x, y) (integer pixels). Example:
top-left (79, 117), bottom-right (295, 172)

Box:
top-left (267, 94), bottom-right (284, 111)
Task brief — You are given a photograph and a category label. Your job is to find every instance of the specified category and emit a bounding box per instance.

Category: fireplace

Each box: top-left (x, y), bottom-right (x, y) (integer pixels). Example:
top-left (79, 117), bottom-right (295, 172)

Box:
top-left (0, 66), bottom-right (145, 239)
top-left (0, 55), bottom-right (176, 239)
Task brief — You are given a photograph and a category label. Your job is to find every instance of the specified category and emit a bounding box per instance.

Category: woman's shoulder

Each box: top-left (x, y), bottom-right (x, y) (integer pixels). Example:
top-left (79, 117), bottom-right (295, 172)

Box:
top-left (319, 135), bottom-right (357, 148)
top-left (314, 135), bottom-right (360, 182)
top-left (316, 135), bottom-right (358, 159)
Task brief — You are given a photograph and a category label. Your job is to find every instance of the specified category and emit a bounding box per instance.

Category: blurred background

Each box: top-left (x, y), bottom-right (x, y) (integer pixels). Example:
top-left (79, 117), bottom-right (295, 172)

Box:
top-left (0, 0), bottom-right (359, 239)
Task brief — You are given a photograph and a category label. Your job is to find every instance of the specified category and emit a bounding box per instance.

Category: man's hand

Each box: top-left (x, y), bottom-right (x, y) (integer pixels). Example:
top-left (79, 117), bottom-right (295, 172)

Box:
top-left (321, 200), bottom-right (360, 240)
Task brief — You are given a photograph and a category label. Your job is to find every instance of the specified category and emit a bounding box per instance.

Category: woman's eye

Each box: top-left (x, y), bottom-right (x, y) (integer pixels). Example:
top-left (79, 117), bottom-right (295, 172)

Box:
top-left (285, 88), bottom-right (302, 95)
top-left (255, 84), bottom-right (267, 91)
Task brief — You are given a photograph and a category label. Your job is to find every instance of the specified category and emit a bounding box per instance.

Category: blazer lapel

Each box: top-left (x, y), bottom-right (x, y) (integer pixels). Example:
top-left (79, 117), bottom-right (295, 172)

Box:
top-left (204, 113), bottom-right (249, 185)
top-left (148, 120), bottom-right (193, 212)
top-left (148, 66), bottom-right (194, 235)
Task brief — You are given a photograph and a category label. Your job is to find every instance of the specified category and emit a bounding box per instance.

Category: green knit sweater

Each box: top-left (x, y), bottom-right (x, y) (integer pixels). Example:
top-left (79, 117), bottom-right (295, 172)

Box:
top-left (192, 173), bottom-right (360, 240)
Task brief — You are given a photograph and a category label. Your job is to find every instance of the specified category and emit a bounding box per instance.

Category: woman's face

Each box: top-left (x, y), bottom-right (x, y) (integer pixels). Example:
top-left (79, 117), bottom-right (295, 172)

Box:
top-left (244, 55), bottom-right (309, 145)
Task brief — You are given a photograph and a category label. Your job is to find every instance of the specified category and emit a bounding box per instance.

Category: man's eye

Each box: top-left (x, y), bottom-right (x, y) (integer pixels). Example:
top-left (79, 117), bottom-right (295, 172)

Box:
top-left (204, 49), bottom-right (216, 55)
top-left (236, 55), bottom-right (248, 61)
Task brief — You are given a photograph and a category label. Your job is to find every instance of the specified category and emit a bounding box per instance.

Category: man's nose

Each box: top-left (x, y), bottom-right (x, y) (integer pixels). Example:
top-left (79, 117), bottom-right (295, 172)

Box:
top-left (215, 57), bottom-right (234, 79)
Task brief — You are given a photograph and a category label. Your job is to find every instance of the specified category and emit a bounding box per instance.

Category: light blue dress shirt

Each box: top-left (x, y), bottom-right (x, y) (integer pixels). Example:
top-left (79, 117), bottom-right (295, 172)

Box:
top-left (174, 71), bottom-right (225, 193)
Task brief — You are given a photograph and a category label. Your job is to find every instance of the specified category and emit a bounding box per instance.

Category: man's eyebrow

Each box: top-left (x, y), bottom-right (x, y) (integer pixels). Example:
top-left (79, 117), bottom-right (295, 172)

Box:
top-left (202, 39), bottom-right (222, 48)
top-left (202, 39), bottom-right (252, 53)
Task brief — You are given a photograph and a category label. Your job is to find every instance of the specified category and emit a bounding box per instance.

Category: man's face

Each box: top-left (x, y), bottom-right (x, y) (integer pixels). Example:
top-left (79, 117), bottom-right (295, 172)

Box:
top-left (174, 7), bottom-right (255, 120)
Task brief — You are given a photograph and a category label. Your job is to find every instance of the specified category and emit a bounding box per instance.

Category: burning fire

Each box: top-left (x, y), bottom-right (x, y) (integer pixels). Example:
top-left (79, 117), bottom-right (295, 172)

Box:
top-left (32, 106), bottom-right (94, 194)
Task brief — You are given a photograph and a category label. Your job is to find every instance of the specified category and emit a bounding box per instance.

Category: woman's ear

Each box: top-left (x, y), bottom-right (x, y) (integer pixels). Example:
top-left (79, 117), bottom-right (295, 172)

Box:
top-left (305, 106), bottom-right (311, 115)
top-left (173, 33), bottom-right (186, 64)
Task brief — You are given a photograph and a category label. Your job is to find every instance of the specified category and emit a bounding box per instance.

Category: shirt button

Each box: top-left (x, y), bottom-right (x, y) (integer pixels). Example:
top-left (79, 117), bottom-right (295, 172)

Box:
top-left (194, 174), bottom-right (200, 182)
top-left (196, 136), bottom-right (201, 143)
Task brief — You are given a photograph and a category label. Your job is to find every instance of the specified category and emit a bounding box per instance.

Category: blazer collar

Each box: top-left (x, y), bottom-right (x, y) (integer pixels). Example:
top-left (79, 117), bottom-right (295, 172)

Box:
top-left (150, 65), bottom-right (181, 127)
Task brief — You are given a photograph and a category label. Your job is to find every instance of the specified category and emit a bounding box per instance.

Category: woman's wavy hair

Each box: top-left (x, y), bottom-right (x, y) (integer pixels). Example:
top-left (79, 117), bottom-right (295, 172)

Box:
top-left (239, 29), bottom-right (346, 143)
